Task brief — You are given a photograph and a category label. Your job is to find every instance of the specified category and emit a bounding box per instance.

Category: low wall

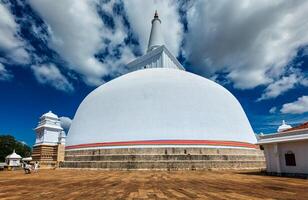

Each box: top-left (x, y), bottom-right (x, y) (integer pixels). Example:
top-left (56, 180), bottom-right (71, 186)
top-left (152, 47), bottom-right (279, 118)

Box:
top-left (60, 147), bottom-right (265, 171)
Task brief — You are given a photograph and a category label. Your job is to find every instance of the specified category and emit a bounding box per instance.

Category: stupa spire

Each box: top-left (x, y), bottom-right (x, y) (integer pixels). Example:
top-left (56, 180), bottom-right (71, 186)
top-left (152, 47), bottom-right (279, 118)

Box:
top-left (147, 10), bottom-right (163, 52)
top-left (154, 10), bottom-right (158, 18)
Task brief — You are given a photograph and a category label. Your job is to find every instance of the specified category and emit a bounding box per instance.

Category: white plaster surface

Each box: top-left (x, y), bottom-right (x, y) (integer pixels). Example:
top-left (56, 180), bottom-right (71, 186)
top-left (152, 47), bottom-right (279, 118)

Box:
top-left (127, 45), bottom-right (184, 71)
top-left (67, 68), bottom-right (256, 147)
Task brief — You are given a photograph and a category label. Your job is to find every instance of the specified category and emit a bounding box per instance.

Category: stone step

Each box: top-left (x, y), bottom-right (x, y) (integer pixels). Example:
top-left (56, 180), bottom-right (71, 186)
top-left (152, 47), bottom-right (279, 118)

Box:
top-left (60, 160), bottom-right (266, 170)
top-left (64, 154), bottom-right (265, 162)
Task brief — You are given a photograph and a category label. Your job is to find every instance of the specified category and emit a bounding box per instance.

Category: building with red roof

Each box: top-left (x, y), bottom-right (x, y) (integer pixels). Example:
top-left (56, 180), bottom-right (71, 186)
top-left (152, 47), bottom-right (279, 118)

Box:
top-left (257, 121), bottom-right (308, 176)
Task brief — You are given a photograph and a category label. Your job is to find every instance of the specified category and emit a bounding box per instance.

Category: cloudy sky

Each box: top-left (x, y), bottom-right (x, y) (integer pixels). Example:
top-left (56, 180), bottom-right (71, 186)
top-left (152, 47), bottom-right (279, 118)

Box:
top-left (0, 0), bottom-right (307, 145)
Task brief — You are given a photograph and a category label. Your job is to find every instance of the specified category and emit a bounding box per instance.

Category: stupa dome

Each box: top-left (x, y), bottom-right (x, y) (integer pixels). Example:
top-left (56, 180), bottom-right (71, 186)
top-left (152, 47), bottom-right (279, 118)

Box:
top-left (66, 68), bottom-right (256, 149)
top-left (6, 150), bottom-right (22, 159)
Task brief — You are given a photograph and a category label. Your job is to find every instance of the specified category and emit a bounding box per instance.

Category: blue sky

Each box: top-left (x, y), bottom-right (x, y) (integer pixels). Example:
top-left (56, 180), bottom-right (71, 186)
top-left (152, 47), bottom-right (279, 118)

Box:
top-left (0, 0), bottom-right (307, 146)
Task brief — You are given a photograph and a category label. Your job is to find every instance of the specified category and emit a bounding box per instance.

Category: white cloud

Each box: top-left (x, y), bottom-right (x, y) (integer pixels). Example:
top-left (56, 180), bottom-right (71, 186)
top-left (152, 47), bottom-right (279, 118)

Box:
top-left (303, 47), bottom-right (308, 56)
top-left (0, 3), bottom-right (30, 64)
top-left (59, 116), bottom-right (72, 133)
top-left (184, 0), bottom-right (308, 89)
top-left (257, 67), bottom-right (308, 101)
top-left (269, 107), bottom-right (277, 114)
top-left (3, 0), bottom-right (307, 99)
top-left (281, 96), bottom-right (308, 114)
top-left (31, 64), bottom-right (74, 92)
top-left (0, 63), bottom-right (13, 81)
top-left (301, 77), bottom-right (308, 87)
top-left (258, 74), bottom-right (299, 101)
top-left (29, 0), bottom-right (135, 86)
top-left (123, 0), bottom-right (183, 56)
top-left (28, 0), bottom-right (182, 86)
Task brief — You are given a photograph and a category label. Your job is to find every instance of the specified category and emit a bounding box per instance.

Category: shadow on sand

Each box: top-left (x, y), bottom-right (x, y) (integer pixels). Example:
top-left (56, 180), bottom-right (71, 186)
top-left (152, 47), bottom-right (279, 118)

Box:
top-left (238, 170), bottom-right (308, 179)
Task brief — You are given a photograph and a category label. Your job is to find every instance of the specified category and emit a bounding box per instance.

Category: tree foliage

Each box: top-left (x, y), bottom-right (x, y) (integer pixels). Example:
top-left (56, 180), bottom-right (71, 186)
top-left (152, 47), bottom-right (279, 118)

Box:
top-left (0, 135), bottom-right (32, 162)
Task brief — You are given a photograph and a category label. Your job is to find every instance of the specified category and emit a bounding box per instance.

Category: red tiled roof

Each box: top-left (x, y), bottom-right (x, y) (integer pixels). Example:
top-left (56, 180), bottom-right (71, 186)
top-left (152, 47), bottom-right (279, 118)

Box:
top-left (283, 122), bottom-right (308, 132)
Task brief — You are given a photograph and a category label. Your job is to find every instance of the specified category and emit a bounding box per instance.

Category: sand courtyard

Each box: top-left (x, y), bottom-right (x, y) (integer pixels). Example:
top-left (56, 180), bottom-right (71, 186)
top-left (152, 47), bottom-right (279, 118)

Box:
top-left (0, 169), bottom-right (308, 200)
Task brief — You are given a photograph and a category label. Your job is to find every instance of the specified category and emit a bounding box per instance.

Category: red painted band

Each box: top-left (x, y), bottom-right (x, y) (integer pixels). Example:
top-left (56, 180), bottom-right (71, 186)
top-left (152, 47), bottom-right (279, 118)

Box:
top-left (65, 140), bottom-right (258, 149)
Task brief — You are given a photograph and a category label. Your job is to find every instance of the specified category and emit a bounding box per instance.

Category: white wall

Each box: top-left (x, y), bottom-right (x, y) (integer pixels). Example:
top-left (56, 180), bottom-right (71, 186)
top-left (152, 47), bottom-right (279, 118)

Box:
top-left (44, 129), bottom-right (60, 144)
top-left (264, 144), bottom-right (279, 172)
top-left (7, 159), bottom-right (21, 167)
top-left (35, 129), bottom-right (44, 144)
top-left (131, 51), bottom-right (178, 70)
top-left (264, 140), bottom-right (308, 174)
top-left (35, 128), bottom-right (61, 145)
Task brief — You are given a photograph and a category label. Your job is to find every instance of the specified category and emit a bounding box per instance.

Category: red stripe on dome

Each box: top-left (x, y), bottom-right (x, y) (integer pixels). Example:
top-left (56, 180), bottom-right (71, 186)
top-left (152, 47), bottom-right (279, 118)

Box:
top-left (65, 140), bottom-right (258, 149)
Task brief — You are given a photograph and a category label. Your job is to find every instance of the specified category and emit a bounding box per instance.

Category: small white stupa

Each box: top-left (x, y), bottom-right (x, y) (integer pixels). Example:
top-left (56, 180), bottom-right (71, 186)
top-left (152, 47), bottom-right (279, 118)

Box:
top-left (5, 150), bottom-right (22, 167)
top-left (277, 120), bottom-right (292, 132)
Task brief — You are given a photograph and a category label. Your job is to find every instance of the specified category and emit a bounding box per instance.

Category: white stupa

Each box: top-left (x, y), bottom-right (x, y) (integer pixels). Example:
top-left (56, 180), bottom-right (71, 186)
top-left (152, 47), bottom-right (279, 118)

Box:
top-left (277, 120), bottom-right (292, 132)
top-left (61, 11), bottom-right (265, 170)
top-left (66, 12), bottom-right (257, 150)
top-left (6, 150), bottom-right (22, 167)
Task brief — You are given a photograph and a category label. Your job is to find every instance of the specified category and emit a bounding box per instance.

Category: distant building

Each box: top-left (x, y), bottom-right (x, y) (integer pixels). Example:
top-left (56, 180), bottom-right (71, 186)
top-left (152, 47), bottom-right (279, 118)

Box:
top-left (5, 150), bottom-right (21, 167)
top-left (32, 111), bottom-right (66, 168)
top-left (258, 121), bottom-right (308, 176)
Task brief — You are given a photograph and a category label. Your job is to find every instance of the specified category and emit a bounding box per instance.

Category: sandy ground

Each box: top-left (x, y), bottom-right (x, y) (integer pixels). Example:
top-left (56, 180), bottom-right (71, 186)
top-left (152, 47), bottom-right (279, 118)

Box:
top-left (0, 169), bottom-right (307, 200)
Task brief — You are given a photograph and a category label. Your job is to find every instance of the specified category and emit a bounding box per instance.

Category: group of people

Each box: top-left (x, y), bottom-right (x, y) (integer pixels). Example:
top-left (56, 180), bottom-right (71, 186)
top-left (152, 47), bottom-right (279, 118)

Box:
top-left (22, 161), bottom-right (39, 174)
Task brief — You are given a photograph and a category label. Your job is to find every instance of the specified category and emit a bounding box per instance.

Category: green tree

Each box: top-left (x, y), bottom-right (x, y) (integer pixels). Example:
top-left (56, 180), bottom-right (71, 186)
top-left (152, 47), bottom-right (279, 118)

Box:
top-left (0, 135), bottom-right (32, 162)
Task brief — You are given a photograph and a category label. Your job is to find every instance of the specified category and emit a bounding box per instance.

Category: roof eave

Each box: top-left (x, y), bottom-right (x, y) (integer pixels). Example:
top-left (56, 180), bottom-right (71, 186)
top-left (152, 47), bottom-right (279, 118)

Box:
top-left (257, 133), bottom-right (308, 144)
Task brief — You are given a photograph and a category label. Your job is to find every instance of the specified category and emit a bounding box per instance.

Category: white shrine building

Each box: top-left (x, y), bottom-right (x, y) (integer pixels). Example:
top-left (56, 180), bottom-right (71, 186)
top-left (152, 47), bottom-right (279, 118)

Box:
top-left (32, 111), bottom-right (66, 168)
top-left (5, 150), bottom-right (21, 167)
top-left (257, 121), bottom-right (308, 176)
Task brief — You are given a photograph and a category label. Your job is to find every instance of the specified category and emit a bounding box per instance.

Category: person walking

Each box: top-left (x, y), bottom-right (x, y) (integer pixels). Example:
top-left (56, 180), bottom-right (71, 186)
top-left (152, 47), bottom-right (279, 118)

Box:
top-left (33, 161), bottom-right (39, 173)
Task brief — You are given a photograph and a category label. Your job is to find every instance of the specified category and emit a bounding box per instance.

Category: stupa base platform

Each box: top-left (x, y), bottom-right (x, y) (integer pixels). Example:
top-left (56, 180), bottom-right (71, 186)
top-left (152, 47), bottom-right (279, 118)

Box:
top-left (60, 147), bottom-right (265, 170)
